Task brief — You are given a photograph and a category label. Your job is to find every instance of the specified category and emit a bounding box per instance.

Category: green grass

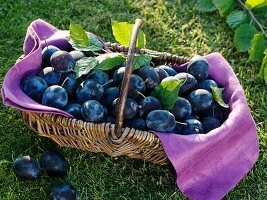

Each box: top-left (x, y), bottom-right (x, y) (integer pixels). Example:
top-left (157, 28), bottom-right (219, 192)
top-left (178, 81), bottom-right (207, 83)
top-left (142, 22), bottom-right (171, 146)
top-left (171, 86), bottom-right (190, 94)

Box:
top-left (0, 0), bottom-right (266, 199)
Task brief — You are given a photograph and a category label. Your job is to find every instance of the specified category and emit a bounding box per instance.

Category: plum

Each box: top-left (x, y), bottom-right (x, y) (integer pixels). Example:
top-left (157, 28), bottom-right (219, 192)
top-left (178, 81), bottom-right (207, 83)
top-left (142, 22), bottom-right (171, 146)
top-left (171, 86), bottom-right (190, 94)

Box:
top-left (187, 55), bottom-right (209, 82)
top-left (42, 45), bottom-right (60, 68)
top-left (76, 79), bottom-right (104, 103)
top-left (155, 67), bottom-right (169, 81)
top-left (40, 151), bottom-right (68, 178)
top-left (146, 110), bottom-right (176, 132)
top-left (124, 118), bottom-right (146, 130)
top-left (87, 70), bottom-right (110, 88)
top-left (111, 98), bottom-right (138, 120)
top-left (81, 100), bottom-right (105, 122)
top-left (139, 96), bottom-right (162, 118)
top-left (50, 51), bottom-right (75, 73)
top-left (180, 119), bottom-right (204, 135)
top-left (127, 74), bottom-right (146, 99)
top-left (158, 65), bottom-right (177, 76)
top-left (169, 97), bottom-right (192, 120)
top-left (50, 183), bottom-right (78, 200)
top-left (21, 76), bottom-right (48, 102)
top-left (174, 72), bottom-right (197, 95)
top-left (137, 66), bottom-right (160, 90)
top-left (39, 67), bottom-right (61, 86)
top-left (201, 103), bottom-right (224, 123)
top-left (42, 85), bottom-right (68, 109)
top-left (201, 117), bottom-right (220, 133)
top-left (113, 67), bottom-right (125, 86)
top-left (60, 72), bottom-right (78, 97)
top-left (102, 87), bottom-right (120, 106)
top-left (13, 155), bottom-right (41, 180)
top-left (195, 79), bottom-right (218, 92)
top-left (188, 89), bottom-right (213, 113)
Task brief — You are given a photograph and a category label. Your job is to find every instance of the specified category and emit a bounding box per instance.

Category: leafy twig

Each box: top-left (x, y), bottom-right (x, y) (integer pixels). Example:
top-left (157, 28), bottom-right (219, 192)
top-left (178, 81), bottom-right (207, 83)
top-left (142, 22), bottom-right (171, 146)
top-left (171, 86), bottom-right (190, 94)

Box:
top-left (238, 0), bottom-right (267, 38)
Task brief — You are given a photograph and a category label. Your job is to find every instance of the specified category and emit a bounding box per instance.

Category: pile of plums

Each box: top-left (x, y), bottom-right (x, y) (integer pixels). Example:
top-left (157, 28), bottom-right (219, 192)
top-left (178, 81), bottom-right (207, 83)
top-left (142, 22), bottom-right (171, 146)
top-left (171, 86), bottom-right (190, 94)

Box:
top-left (13, 152), bottom-right (78, 200)
top-left (21, 45), bottom-right (227, 135)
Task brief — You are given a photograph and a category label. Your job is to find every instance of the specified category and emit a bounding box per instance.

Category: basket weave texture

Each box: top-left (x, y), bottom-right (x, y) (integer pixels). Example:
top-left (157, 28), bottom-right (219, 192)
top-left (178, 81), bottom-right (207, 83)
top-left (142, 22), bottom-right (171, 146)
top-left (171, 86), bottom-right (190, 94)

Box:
top-left (20, 42), bottom-right (189, 165)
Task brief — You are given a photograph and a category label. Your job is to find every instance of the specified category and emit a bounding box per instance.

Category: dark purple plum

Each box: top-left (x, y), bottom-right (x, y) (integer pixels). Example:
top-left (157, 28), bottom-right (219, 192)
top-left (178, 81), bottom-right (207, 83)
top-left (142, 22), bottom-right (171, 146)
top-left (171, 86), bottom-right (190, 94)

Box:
top-left (169, 97), bottom-right (192, 120)
top-left (40, 151), bottom-right (68, 178)
top-left (139, 96), bottom-right (162, 117)
top-left (137, 66), bottom-right (160, 89)
top-left (13, 156), bottom-right (41, 180)
top-left (201, 117), bottom-right (220, 133)
top-left (60, 71), bottom-right (78, 98)
top-left (111, 98), bottom-right (138, 120)
top-left (39, 67), bottom-right (61, 86)
top-left (187, 55), bottom-right (209, 82)
top-left (81, 100), bottom-right (105, 122)
top-left (102, 87), bottom-right (120, 106)
top-left (76, 79), bottom-right (104, 103)
top-left (158, 65), bottom-right (177, 76)
top-left (42, 85), bottom-right (68, 109)
top-left (180, 119), bottom-right (204, 135)
top-left (195, 79), bottom-right (218, 92)
top-left (124, 118), bottom-right (146, 130)
top-left (188, 89), bottom-right (213, 113)
top-left (21, 76), bottom-right (48, 102)
top-left (170, 124), bottom-right (180, 134)
top-left (113, 67), bottom-right (125, 86)
top-left (70, 50), bottom-right (85, 62)
top-left (127, 74), bottom-right (146, 99)
top-left (42, 45), bottom-right (60, 68)
top-left (50, 51), bottom-right (75, 73)
top-left (87, 70), bottom-right (110, 88)
top-left (174, 72), bottom-right (197, 95)
top-left (155, 67), bottom-right (169, 81)
top-left (64, 103), bottom-right (82, 119)
top-left (146, 110), bottom-right (176, 132)
top-left (50, 183), bottom-right (78, 200)
top-left (161, 76), bottom-right (179, 83)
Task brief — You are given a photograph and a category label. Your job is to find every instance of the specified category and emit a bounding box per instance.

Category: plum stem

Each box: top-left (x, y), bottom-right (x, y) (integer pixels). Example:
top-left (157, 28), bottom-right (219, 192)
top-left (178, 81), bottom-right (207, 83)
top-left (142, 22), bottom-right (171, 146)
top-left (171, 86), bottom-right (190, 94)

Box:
top-left (175, 121), bottom-right (187, 125)
top-left (101, 79), bottom-right (113, 87)
top-left (238, 0), bottom-right (267, 38)
top-left (137, 91), bottom-right (146, 99)
top-left (61, 77), bottom-right (70, 87)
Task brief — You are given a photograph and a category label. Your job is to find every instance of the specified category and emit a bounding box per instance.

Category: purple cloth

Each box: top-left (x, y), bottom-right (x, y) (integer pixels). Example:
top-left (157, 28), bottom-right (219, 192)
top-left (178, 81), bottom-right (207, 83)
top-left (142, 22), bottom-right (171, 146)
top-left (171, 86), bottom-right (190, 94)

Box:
top-left (1, 19), bottom-right (259, 200)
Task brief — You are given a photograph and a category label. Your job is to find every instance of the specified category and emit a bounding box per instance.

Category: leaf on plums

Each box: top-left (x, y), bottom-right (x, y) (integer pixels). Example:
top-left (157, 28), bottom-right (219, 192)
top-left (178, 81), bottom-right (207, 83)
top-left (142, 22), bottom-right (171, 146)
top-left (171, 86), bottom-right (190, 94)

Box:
top-left (195, 0), bottom-right (217, 12)
top-left (248, 34), bottom-right (267, 62)
top-left (133, 54), bottom-right (152, 70)
top-left (69, 21), bottom-right (90, 51)
top-left (210, 86), bottom-right (229, 108)
top-left (95, 53), bottom-right (126, 71)
top-left (74, 57), bottom-right (98, 78)
top-left (226, 10), bottom-right (249, 30)
top-left (151, 79), bottom-right (183, 110)
top-left (86, 33), bottom-right (104, 51)
top-left (111, 20), bottom-right (146, 48)
top-left (245, 0), bottom-right (267, 9)
top-left (234, 24), bottom-right (257, 52)
top-left (212, 0), bottom-right (234, 17)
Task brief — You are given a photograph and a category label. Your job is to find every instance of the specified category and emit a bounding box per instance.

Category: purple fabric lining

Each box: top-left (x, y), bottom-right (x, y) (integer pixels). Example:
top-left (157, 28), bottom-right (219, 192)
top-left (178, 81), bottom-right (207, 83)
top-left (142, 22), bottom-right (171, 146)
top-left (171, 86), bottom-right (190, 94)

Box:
top-left (1, 19), bottom-right (259, 200)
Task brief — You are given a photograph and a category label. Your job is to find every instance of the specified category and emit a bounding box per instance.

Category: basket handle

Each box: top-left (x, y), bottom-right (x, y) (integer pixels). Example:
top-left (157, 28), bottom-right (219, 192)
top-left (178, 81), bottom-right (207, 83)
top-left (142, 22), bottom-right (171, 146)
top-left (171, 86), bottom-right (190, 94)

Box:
top-left (114, 19), bottom-right (143, 138)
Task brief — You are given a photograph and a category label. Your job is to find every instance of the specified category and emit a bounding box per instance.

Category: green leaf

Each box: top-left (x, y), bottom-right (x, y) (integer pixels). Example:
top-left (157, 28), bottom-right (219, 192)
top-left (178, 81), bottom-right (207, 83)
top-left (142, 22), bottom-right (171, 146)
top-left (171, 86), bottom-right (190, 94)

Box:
top-left (133, 54), bottom-right (152, 70)
top-left (248, 34), bottom-right (267, 61)
top-left (245, 0), bottom-right (267, 9)
top-left (226, 10), bottom-right (249, 30)
top-left (69, 21), bottom-right (90, 51)
top-left (234, 24), bottom-right (257, 52)
top-left (212, 0), bottom-right (234, 17)
top-left (95, 53), bottom-right (126, 71)
top-left (258, 49), bottom-right (267, 84)
top-left (74, 57), bottom-right (98, 78)
top-left (111, 20), bottom-right (146, 48)
top-left (151, 79), bottom-right (183, 110)
top-left (195, 0), bottom-right (217, 12)
top-left (86, 33), bottom-right (104, 52)
top-left (210, 86), bottom-right (229, 108)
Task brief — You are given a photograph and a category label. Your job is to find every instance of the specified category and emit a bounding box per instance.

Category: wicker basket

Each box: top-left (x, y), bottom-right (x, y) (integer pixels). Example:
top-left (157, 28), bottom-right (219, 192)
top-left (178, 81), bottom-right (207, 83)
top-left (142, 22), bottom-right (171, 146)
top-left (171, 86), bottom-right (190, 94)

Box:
top-left (20, 20), bottom-right (189, 165)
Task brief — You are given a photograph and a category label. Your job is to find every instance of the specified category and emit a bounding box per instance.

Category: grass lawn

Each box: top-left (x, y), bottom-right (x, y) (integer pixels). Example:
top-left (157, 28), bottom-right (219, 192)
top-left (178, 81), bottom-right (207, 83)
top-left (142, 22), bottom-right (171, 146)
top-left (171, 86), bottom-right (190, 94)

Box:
top-left (0, 0), bottom-right (266, 199)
